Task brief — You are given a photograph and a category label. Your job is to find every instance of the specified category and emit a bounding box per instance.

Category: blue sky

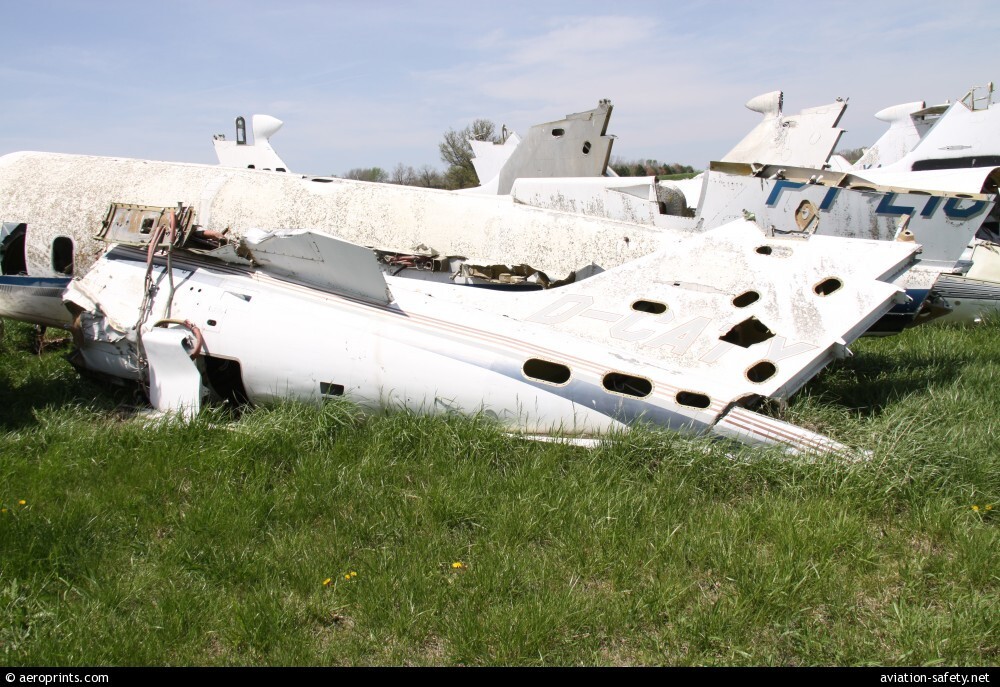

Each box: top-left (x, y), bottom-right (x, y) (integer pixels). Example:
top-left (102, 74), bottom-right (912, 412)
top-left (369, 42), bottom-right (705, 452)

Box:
top-left (2, 1), bottom-right (998, 176)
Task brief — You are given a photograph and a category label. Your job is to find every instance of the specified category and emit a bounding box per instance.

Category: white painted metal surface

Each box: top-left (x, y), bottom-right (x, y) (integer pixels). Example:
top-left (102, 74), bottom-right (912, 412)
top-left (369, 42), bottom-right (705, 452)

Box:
top-left (0, 151), bottom-right (667, 283)
top-left (143, 326), bottom-right (203, 419)
top-left (41, 221), bottom-right (917, 454)
top-left (721, 92), bottom-right (847, 169)
top-left (852, 101), bottom-right (935, 170)
top-left (213, 114), bottom-right (290, 172)
top-left (465, 101), bottom-right (615, 195)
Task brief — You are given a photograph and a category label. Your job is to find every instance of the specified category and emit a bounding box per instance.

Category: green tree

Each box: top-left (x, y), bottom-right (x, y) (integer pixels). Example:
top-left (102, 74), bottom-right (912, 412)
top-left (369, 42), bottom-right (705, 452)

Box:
top-left (439, 119), bottom-right (498, 190)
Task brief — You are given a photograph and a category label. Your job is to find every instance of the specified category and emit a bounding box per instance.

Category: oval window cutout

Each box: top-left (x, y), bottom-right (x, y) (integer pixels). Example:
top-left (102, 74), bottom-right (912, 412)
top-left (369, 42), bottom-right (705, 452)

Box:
top-left (746, 361), bottom-right (777, 383)
top-left (814, 278), bottom-right (843, 296)
top-left (523, 358), bottom-right (571, 385)
top-left (551, 128), bottom-right (565, 137)
top-left (582, 141), bottom-right (592, 155)
top-left (676, 391), bottom-right (711, 409)
top-left (602, 372), bottom-right (652, 398)
top-left (52, 236), bottom-right (74, 276)
top-left (732, 290), bottom-right (760, 308)
top-left (755, 246), bottom-right (773, 255)
top-left (631, 299), bottom-right (667, 314)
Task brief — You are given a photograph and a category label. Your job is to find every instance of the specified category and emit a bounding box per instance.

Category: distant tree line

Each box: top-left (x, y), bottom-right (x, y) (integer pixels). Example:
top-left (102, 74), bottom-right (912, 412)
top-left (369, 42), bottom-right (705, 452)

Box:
top-left (339, 120), bottom-right (697, 189)
top-left (609, 157), bottom-right (696, 177)
top-left (339, 118), bottom-right (498, 191)
top-left (342, 164), bottom-right (447, 188)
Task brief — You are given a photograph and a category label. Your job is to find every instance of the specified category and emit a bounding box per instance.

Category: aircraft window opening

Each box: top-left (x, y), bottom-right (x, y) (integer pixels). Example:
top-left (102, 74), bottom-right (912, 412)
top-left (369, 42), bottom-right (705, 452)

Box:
top-left (755, 245), bottom-right (773, 255)
top-left (551, 128), bottom-right (565, 137)
top-left (746, 361), bottom-right (777, 383)
top-left (814, 277), bottom-right (843, 296)
top-left (0, 224), bottom-right (28, 275)
top-left (523, 358), bottom-right (572, 385)
top-left (51, 236), bottom-right (74, 275)
top-left (676, 391), bottom-right (711, 409)
top-left (140, 218), bottom-right (155, 234)
top-left (582, 141), bottom-right (592, 155)
top-left (602, 372), bottom-right (652, 398)
top-left (247, 164), bottom-right (256, 169)
top-left (732, 290), bottom-right (760, 308)
top-left (276, 168), bottom-right (286, 172)
top-left (719, 316), bottom-right (775, 348)
top-left (207, 319), bottom-right (218, 326)
top-left (631, 299), bottom-right (668, 314)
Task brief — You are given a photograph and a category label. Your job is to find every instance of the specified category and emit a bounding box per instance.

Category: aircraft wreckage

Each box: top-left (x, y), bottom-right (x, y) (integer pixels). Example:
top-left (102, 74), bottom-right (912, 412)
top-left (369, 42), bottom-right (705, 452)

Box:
top-left (7, 87), bottom-right (997, 453)
top-left (0, 127), bottom-right (929, 455)
top-left (473, 87), bottom-right (999, 329)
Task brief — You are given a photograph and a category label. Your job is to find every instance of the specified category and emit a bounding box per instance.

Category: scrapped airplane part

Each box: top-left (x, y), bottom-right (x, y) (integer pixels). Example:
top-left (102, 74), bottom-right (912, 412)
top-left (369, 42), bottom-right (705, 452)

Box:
top-left (698, 162), bottom-right (992, 270)
top-left (213, 115), bottom-right (289, 172)
top-left (721, 92), bottom-right (847, 169)
top-left (236, 229), bottom-right (394, 304)
top-left (10, 219), bottom-right (912, 456)
top-left (510, 176), bottom-right (692, 225)
top-left (838, 83), bottom-right (1000, 324)
top-left (712, 407), bottom-right (861, 458)
top-left (851, 101), bottom-right (941, 170)
top-left (143, 325), bottom-right (203, 419)
top-left (96, 203), bottom-right (197, 249)
top-left (934, 241), bottom-right (1000, 324)
top-left (466, 100), bottom-right (615, 195)
top-left (493, 92), bottom-right (996, 330)
top-left (0, 276), bottom-right (73, 328)
top-left (853, 84), bottom-right (1000, 192)
top-left (0, 151), bottom-right (670, 285)
top-left (503, 161), bottom-right (989, 331)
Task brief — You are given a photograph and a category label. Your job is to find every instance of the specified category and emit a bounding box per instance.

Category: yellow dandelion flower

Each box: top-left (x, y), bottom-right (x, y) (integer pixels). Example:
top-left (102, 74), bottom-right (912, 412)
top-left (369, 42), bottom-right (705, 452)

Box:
top-left (452, 561), bottom-right (465, 569)
top-left (972, 505), bottom-right (980, 512)
top-left (350, 571), bottom-right (357, 578)
top-left (344, 574), bottom-right (351, 580)
top-left (323, 578), bottom-right (332, 587)
top-left (1, 508), bottom-right (6, 513)
top-left (987, 505), bottom-right (994, 511)
top-left (18, 500), bottom-right (26, 506)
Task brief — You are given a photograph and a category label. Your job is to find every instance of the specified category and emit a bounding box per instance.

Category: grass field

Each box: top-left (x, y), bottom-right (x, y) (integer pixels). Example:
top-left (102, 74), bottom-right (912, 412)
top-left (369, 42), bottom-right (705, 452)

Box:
top-left (1, 318), bottom-right (997, 666)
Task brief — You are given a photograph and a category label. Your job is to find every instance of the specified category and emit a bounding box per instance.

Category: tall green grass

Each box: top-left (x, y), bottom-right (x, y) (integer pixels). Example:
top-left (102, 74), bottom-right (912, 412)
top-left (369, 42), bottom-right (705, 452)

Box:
top-left (1, 319), bottom-right (996, 665)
